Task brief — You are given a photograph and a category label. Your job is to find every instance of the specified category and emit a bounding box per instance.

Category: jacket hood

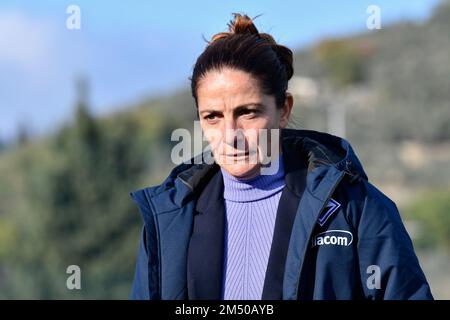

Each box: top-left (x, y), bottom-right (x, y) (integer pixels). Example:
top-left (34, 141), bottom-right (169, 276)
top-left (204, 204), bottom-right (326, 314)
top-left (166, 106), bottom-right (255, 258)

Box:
top-left (131, 128), bottom-right (368, 213)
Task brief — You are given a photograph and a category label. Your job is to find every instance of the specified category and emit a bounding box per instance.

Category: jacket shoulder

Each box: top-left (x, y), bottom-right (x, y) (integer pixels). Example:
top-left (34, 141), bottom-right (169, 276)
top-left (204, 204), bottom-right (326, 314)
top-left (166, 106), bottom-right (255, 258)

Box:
top-left (332, 175), bottom-right (401, 231)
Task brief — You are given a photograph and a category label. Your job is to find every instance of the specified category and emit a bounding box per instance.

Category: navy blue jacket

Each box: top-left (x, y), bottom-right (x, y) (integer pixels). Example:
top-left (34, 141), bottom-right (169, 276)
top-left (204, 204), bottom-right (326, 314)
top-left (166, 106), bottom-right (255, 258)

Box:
top-left (129, 128), bottom-right (433, 300)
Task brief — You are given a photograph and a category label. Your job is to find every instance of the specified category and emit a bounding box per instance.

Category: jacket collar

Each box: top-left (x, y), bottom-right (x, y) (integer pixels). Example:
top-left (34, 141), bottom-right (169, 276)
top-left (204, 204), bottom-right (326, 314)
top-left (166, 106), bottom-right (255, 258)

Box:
top-left (177, 128), bottom-right (367, 201)
top-left (135, 128), bottom-right (367, 215)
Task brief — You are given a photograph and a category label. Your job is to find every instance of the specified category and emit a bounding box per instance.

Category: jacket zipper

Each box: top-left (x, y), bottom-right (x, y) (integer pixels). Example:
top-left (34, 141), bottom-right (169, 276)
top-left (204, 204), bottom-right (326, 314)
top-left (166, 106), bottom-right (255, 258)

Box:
top-left (145, 192), bottom-right (163, 299)
top-left (295, 169), bottom-right (347, 299)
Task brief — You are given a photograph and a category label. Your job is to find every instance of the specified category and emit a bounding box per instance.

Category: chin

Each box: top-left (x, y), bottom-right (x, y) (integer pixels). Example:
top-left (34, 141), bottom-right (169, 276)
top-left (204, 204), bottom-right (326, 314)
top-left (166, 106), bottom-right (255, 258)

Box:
top-left (221, 164), bottom-right (261, 179)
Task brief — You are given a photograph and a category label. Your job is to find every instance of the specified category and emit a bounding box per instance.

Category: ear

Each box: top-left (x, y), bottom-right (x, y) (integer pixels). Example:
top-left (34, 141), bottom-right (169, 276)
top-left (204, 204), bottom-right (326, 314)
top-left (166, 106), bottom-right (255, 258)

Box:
top-left (279, 92), bottom-right (294, 129)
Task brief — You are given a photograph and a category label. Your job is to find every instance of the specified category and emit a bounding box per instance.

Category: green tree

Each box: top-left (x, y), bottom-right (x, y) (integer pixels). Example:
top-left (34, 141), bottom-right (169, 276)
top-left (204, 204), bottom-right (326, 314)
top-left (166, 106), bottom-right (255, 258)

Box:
top-left (406, 189), bottom-right (450, 251)
top-left (3, 79), bottom-right (150, 298)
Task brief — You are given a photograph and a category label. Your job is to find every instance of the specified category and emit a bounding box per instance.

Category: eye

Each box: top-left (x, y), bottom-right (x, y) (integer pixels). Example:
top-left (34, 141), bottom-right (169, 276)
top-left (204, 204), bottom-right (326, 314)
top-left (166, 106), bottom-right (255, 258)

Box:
top-left (203, 113), bottom-right (220, 123)
top-left (241, 109), bottom-right (259, 117)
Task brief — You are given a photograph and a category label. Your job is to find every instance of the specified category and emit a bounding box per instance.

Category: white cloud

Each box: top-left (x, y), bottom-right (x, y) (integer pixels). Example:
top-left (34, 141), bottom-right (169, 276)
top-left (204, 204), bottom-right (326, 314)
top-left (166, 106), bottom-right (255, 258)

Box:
top-left (0, 10), bottom-right (56, 73)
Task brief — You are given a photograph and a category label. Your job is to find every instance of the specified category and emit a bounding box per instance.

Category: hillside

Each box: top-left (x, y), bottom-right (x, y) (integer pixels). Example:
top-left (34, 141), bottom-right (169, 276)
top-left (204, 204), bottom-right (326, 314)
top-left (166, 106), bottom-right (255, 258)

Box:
top-left (1, 1), bottom-right (449, 298)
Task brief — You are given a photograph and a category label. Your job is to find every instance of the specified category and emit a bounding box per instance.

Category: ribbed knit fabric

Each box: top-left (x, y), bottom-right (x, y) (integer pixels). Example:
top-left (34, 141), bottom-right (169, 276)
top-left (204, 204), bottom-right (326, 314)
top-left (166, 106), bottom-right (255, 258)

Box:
top-left (221, 154), bottom-right (285, 300)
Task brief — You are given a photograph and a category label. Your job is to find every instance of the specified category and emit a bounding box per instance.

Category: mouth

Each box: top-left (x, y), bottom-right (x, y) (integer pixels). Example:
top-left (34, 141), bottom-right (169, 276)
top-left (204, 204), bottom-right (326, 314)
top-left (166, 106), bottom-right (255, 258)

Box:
top-left (223, 150), bottom-right (256, 157)
top-left (224, 153), bottom-right (248, 158)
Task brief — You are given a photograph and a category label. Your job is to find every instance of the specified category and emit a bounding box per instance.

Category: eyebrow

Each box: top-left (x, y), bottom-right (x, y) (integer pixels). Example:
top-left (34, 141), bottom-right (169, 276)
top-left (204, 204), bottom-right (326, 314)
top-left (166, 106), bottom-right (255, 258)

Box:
top-left (199, 103), bottom-right (266, 114)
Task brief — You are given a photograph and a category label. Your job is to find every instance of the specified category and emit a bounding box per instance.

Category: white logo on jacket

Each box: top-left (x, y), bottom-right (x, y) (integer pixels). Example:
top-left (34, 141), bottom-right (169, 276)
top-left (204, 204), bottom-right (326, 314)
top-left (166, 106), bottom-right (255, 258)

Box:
top-left (311, 230), bottom-right (353, 247)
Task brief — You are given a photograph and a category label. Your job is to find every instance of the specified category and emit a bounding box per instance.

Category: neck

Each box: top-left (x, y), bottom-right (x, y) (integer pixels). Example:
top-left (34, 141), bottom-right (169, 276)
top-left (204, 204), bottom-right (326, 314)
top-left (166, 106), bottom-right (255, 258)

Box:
top-left (220, 153), bottom-right (285, 202)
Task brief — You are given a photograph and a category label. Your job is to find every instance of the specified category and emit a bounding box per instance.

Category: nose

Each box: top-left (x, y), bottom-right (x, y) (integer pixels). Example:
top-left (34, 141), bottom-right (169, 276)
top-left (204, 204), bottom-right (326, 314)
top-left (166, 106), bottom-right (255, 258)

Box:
top-left (223, 118), bottom-right (244, 150)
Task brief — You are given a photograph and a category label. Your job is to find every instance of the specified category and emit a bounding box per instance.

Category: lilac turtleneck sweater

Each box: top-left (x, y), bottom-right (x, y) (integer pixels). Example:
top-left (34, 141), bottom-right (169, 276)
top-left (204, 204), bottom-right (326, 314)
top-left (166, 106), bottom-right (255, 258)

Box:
top-left (220, 154), bottom-right (286, 300)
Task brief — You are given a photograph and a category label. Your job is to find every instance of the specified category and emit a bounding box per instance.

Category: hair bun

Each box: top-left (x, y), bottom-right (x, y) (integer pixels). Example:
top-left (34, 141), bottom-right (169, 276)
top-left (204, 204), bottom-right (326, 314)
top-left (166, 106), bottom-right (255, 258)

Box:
top-left (228, 13), bottom-right (259, 35)
top-left (210, 13), bottom-right (260, 44)
top-left (208, 13), bottom-right (294, 81)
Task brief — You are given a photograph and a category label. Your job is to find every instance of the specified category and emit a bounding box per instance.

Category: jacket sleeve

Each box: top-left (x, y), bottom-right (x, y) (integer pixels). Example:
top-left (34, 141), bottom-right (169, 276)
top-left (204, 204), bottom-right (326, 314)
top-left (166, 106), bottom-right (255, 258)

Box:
top-left (130, 226), bottom-right (150, 300)
top-left (129, 189), bottom-right (160, 300)
top-left (355, 181), bottom-right (433, 300)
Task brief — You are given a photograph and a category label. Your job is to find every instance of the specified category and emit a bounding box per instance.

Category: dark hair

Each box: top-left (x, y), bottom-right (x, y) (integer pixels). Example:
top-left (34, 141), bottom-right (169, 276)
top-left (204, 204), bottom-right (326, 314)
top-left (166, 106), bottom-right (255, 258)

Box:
top-left (190, 13), bottom-right (294, 110)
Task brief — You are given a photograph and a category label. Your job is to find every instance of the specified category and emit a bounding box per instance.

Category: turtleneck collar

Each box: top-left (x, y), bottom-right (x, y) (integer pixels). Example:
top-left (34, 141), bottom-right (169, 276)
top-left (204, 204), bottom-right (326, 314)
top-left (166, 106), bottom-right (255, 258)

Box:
top-left (220, 153), bottom-right (286, 203)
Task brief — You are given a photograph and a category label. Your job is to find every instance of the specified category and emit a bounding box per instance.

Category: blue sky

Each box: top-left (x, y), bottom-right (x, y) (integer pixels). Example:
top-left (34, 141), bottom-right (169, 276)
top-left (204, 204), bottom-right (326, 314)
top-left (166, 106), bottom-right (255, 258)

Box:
top-left (0, 0), bottom-right (442, 141)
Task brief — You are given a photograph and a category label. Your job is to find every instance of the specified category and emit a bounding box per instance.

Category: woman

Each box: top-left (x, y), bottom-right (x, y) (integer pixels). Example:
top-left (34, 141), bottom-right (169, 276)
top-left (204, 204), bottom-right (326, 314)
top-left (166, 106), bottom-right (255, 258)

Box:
top-left (129, 13), bottom-right (433, 300)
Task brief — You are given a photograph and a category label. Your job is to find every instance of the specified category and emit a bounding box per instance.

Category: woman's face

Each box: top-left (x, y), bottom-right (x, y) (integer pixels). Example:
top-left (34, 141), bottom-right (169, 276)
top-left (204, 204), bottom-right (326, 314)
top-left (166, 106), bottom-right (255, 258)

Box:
top-left (197, 67), bottom-right (293, 179)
